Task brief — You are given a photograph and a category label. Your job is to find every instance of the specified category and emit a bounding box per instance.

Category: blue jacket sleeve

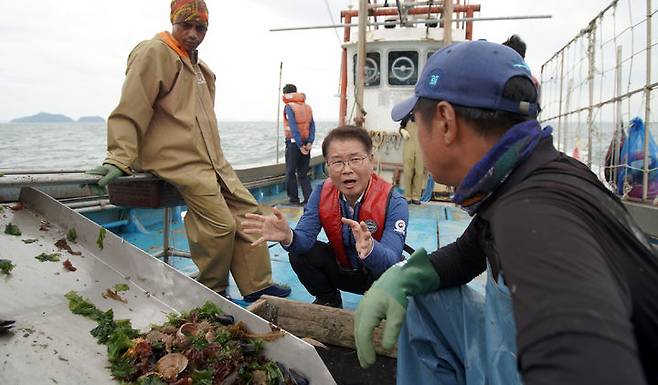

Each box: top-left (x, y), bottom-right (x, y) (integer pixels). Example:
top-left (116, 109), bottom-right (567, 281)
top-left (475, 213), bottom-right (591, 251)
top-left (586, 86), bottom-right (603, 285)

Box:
top-left (362, 191), bottom-right (409, 277)
top-left (284, 105), bottom-right (303, 149)
top-left (283, 183), bottom-right (323, 254)
top-left (308, 118), bottom-right (316, 144)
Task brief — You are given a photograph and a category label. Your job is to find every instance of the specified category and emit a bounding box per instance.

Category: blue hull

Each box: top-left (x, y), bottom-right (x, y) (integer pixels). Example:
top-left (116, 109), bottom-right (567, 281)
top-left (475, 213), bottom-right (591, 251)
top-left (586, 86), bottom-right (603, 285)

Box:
top-left (84, 178), bottom-right (474, 309)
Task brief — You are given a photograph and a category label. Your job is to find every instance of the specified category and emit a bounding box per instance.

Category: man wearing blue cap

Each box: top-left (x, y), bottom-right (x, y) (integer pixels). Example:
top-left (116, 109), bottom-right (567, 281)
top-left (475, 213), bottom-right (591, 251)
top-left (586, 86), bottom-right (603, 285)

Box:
top-left (354, 40), bottom-right (658, 385)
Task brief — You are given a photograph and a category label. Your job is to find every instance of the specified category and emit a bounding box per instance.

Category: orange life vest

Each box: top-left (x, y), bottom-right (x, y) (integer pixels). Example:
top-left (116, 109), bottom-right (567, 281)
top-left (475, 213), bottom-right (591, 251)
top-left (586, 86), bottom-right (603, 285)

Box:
top-left (319, 173), bottom-right (392, 269)
top-left (282, 92), bottom-right (312, 141)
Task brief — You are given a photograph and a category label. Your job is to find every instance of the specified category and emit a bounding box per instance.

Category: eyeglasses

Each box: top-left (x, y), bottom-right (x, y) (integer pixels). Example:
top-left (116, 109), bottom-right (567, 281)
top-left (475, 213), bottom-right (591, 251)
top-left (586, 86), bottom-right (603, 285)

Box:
top-left (327, 155), bottom-right (370, 172)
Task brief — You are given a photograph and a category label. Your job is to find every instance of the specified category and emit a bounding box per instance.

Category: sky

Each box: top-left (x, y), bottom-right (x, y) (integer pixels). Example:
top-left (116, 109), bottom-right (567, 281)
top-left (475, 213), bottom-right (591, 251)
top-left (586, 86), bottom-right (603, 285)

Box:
top-left (0, 0), bottom-right (612, 123)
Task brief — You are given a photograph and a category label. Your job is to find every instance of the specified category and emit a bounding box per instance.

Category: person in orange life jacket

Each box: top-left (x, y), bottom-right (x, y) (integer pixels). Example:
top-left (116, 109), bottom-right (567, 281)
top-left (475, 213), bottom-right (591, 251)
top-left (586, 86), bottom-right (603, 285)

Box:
top-left (282, 83), bottom-right (316, 205)
top-left (242, 126), bottom-right (409, 308)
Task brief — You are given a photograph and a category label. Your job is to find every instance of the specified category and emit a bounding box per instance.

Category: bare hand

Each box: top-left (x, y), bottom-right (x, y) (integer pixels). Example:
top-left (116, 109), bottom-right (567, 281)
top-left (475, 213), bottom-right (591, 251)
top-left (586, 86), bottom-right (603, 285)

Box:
top-left (341, 218), bottom-right (374, 259)
top-left (300, 144), bottom-right (310, 155)
top-left (242, 208), bottom-right (292, 246)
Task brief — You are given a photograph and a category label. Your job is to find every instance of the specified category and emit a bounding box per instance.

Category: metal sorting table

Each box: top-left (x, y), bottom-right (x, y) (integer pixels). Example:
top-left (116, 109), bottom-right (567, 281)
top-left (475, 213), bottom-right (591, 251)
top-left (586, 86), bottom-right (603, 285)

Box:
top-left (0, 187), bottom-right (335, 384)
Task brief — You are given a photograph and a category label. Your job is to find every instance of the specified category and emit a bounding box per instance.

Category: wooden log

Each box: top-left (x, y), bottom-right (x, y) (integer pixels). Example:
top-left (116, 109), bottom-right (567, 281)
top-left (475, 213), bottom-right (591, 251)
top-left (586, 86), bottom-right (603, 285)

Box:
top-left (246, 298), bottom-right (268, 314)
top-left (252, 295), bottom-right (397, 358)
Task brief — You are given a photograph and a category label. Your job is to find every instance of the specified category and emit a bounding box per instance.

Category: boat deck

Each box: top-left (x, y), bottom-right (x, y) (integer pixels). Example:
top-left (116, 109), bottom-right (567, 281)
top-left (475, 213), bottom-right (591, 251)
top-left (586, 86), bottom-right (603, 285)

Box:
top-left (85, 184), bottom-right (479, 309)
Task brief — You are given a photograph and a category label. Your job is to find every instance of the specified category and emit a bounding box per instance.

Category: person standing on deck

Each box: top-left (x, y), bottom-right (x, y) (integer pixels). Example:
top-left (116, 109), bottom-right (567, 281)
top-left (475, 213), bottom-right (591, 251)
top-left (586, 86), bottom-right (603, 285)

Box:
top-left (282, 83), bottom-right (316, 206)
top-left (399, 113), bottom-right (426, 205)
top-left (87, 0), bottom-right (290, 303)
top-left (242, 126), bottom-right (409, 308)
top-left (354, 41), bottom-right (658, 385)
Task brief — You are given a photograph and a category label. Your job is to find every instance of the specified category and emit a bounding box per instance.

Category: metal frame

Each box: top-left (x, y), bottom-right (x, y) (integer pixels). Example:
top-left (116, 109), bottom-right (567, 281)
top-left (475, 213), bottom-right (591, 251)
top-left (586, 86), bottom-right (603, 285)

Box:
top-left (539, 0), bottom-right (657, 203)
top-left (0, 187), bottom-right (335, 384)
top-left (151, 207), bottom-right (192, 265)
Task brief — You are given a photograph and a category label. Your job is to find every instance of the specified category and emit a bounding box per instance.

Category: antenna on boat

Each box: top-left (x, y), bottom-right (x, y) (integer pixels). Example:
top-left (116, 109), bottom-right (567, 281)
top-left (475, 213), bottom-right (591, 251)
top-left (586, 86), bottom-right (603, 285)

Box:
top-left (355, 0), bottom-right (368, 127)
top-left (275, 61), bottom-right (283, 164)
top-left (443, 0), bottom-right (452, 45)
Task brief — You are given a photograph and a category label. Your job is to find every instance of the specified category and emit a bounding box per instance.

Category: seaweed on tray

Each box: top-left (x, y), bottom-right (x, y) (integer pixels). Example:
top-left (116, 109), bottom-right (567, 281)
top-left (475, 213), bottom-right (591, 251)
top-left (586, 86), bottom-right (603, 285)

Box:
top-left (63, 259), bottom-right (77, 272)
top-left (64, 293), bottom-right (306, 385)
top-left (65, 291), bottom-right (105, 320)
top-left (0, 259), bottom-right (16, 275)
top-left (35, 253), bottom-right (61, 262)
top-left (103, 288), bottom-right (128, 303)
top-left (55, 238), bottom-right (82, 255)
top-left (114, 283), bottom-right (130, 292)
top-left (67, 228), bottom-right (77, 242)
top-left (97, 227), bottom-right (106, 250)
top-left (4, 223), bottom-right (22, 236)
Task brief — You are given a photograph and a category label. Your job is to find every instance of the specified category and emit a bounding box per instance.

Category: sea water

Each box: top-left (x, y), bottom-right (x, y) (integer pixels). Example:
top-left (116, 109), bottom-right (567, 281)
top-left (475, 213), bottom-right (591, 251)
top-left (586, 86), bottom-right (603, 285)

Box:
top-left (0, 121), bottom-right (336, 170)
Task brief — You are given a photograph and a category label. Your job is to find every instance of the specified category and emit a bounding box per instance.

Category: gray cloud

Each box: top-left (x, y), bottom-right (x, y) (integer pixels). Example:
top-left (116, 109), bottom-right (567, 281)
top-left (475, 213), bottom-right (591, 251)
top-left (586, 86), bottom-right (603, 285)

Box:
top-left (0, 0), bottom-right (622, 123)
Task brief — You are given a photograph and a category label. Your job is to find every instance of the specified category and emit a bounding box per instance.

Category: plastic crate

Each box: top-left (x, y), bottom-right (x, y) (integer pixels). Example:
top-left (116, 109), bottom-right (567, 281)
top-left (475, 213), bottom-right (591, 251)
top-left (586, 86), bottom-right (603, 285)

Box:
top-left (108, 180), bottom-right (185, 208)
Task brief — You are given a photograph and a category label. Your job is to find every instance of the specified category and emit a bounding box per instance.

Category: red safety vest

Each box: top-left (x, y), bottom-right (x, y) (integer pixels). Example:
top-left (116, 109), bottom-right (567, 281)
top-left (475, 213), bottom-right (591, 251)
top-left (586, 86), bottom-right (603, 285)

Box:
top-left (319, 173), bottom-right (392, 269)
top-left (282, 92), bottom-right (312, 141)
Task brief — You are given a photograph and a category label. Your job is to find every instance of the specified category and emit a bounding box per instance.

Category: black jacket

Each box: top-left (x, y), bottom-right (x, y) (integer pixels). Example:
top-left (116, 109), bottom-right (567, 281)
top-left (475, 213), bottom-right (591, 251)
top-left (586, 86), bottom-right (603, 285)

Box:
top-left (430, 137), bottom-right (658, 385)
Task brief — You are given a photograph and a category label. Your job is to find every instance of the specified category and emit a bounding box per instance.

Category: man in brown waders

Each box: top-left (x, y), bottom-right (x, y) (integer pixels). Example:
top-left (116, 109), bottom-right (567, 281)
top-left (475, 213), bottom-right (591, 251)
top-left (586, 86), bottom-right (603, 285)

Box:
top-left (88, 0), bottom-right (291, 302)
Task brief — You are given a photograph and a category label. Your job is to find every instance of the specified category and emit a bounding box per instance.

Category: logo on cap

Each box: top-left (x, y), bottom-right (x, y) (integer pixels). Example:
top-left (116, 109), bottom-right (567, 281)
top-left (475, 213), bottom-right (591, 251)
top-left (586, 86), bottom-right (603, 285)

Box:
top-left (429, 74), bottom-right (440, 87)
top-left (513, 63), bottom-right (531, 72)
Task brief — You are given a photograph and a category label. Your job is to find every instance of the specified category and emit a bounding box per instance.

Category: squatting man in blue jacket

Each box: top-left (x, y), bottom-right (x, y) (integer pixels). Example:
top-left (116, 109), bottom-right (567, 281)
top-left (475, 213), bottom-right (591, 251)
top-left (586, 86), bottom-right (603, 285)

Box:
top-left (243, 126), bottom-right (409, 308)
top-left (354, 40), bottom-right (658, 385)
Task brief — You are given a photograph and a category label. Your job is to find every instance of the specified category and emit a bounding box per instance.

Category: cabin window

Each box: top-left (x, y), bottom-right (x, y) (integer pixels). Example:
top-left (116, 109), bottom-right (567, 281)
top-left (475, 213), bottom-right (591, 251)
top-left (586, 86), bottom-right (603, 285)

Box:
top-left (352, 52), bottom-right (381, 87)
top-left (388, 51), bottom-right (418, 86)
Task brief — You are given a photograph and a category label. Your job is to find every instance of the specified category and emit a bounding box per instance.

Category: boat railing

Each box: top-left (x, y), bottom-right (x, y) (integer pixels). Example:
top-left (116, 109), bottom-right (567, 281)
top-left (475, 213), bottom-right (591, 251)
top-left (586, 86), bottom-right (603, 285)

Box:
top-left (0, 155), bottom-right (326, 204)
top-left (539, 0), bottom-right (657, 204)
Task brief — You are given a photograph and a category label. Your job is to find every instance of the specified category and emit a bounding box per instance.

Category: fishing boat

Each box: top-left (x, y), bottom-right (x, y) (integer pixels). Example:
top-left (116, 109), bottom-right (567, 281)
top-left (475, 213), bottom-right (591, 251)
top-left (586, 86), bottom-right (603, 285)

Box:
top-left (1, 0), bottom-right (656, 384)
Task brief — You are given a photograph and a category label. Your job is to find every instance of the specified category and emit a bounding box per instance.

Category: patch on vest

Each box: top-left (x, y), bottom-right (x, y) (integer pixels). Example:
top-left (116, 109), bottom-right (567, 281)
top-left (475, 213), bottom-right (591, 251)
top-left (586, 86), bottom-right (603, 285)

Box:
top-left (364, 219), bottom-right (378, 234)
top-left (394, 219), bottom-right (406, 235)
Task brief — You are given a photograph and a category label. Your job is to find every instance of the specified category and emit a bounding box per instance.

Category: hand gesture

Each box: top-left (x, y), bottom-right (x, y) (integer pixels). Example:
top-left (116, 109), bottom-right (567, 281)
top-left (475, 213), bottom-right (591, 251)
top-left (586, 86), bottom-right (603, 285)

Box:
top-left (85, 164), bottom-right (124, 196)
top-left (355, 285), bottom-right (406, 367)
top-left (86, 164), bottom-right (124, 187)
top-left (354, 249), bottom-right (439, 368)
top-left (300, 143), bottom-right (310, 155)
top-left (341, 218), bottom-right (374, 259)
top-left (242, 207), bottom-right (292, 246)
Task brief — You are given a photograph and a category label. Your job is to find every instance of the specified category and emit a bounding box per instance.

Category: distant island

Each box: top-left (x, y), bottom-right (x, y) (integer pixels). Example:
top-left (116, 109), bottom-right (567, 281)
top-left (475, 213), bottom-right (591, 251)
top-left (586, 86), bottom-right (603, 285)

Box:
top-left (77, 115), bottom-right (105, 123)
top-left (10, 112), bottom-right (105, 124)
top-left (11, 112), bottom-right (73, 123)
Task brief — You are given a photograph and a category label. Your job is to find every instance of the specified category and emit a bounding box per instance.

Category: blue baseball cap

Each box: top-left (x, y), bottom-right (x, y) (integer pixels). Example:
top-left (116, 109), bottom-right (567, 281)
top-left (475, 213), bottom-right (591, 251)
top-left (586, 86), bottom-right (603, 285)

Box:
top-left (391, 40), bottom-right (539, 121)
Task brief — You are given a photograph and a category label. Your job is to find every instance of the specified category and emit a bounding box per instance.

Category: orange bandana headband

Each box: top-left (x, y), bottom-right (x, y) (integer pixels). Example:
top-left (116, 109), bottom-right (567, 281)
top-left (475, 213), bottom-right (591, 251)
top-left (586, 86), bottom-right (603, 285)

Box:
top-left (170, 0), bottom-right (209, 25)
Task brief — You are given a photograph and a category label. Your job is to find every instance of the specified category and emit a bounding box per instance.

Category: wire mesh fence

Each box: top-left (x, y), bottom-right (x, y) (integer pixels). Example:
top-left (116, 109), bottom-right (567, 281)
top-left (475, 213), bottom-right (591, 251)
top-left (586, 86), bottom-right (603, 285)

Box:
top-left (540, 0), bottom-right (657, 203)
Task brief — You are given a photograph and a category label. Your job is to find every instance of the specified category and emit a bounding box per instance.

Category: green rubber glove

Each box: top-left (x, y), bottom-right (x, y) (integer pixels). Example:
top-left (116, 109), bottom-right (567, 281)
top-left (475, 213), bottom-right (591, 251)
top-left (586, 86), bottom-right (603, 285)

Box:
top-left (354, 248), bottom-right (440, 368)
top-left (87, 164), bottom-right (124, 187)
top-left (85, 164), bottom-right (124, 195)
